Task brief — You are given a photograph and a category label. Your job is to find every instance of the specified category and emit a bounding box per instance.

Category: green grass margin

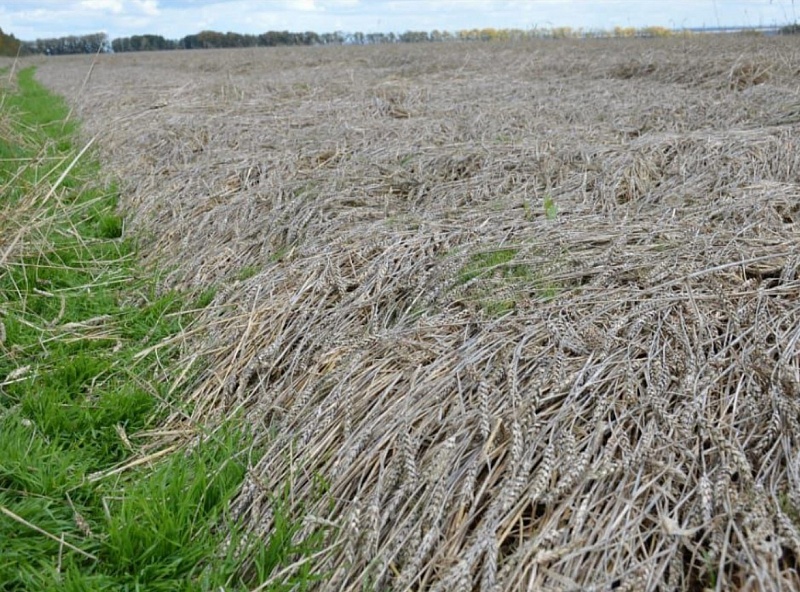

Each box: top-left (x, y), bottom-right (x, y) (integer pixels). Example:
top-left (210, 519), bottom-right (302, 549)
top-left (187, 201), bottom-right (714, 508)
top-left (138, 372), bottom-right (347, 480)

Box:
top-left (0, 67), bottom-right (323, 591)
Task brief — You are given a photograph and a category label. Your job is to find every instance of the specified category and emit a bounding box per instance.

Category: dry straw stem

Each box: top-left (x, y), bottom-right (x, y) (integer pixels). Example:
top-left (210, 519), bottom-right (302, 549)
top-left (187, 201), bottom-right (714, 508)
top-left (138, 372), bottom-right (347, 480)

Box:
top-left (0, 505), bottom-right (97, 561)
top-left (33, 35), bottom-right (800, 590)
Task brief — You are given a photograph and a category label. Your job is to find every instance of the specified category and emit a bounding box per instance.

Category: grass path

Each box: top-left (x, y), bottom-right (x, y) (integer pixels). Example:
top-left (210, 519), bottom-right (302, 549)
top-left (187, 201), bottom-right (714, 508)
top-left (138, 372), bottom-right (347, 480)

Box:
top-left (0, 67), bottom-right (316, 591)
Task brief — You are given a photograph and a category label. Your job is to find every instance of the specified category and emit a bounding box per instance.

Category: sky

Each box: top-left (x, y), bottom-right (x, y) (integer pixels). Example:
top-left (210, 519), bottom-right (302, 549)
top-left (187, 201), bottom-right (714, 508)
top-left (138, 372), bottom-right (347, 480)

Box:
top-left (1, 0), bottom-right (798, 41)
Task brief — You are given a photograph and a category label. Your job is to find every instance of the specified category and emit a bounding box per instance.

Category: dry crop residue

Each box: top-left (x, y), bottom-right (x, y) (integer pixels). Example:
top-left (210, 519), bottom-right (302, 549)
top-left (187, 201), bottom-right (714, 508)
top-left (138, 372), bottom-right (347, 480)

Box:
top-left (32, 36), bottom-right (800, 590)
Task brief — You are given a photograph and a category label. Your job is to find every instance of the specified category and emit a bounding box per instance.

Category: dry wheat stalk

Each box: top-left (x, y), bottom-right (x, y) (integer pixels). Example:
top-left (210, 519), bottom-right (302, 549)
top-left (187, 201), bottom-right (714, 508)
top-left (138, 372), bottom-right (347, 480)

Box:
top-left (32, 36), bottom-right (800, 591)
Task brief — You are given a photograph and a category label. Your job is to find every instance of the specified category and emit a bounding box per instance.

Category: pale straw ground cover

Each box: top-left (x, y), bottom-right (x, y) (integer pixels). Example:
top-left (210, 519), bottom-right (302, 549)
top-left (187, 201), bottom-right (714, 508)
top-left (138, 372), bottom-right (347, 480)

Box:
top-left (25, 35), bottom-right (800, 589)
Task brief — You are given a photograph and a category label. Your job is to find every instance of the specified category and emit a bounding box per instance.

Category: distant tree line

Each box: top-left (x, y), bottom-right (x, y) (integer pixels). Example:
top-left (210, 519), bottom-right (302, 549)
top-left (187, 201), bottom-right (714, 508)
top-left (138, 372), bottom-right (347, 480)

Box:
top-left (22, 33), bottom-right (110, 55)
top-left (108, 30), bottom-right (447, 51)
top-left (0, 28), bottom-right (22, 56)
top-left (111, 30), bottom-right (328, 51)
top-left (13, 23), bottom-right (800, 56)
top-left (97, 27), bottom-right (691, 54)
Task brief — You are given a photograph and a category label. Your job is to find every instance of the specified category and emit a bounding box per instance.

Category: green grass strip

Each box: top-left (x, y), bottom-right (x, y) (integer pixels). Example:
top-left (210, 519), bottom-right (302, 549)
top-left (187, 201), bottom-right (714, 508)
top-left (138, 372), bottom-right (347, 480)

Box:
top-left (0, 67), bottom-right (321, 591)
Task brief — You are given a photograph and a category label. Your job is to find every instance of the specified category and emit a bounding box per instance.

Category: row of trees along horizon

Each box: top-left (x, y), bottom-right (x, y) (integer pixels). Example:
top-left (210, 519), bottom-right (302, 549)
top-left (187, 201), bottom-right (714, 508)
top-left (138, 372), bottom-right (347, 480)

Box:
top-left (2, 23), bottom-right (800, 57)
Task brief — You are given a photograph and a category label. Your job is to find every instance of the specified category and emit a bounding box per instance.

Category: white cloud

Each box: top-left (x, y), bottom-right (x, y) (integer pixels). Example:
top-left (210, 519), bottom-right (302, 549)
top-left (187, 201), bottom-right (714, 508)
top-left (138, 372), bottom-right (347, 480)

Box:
top-left (131, 0), bottom-right (160, 16)
top-left (289, 0), bottom-right (317, 12)
top-left (80, 0), bottom-right (124, 13)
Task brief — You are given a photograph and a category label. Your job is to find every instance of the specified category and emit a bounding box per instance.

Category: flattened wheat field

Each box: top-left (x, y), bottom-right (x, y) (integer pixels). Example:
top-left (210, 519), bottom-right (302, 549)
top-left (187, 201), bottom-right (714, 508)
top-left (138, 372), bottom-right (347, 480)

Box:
top-left (29, 35), bottom-right (800, 590)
